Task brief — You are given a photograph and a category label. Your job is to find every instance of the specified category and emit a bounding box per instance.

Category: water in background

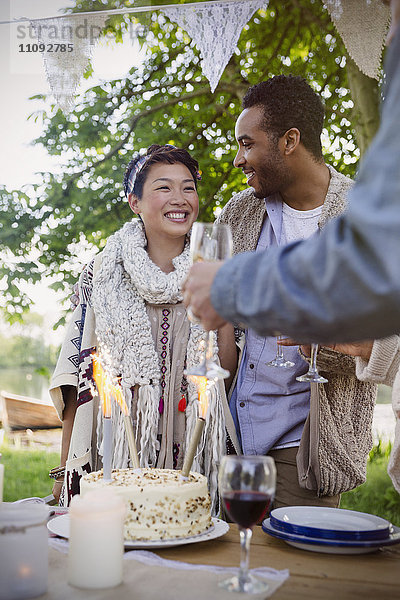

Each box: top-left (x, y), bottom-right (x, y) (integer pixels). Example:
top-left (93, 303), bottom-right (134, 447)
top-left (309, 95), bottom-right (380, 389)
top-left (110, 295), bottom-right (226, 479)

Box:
top-left (0, 368), bottom-right (396, 443)
top-left (0, 367), bottom-right (52, 403)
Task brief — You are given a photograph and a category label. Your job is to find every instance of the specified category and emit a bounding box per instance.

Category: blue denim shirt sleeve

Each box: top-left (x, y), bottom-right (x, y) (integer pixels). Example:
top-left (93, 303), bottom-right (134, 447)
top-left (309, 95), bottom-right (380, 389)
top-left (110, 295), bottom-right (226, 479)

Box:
top-left (211, 28), bottom-right (400, 344)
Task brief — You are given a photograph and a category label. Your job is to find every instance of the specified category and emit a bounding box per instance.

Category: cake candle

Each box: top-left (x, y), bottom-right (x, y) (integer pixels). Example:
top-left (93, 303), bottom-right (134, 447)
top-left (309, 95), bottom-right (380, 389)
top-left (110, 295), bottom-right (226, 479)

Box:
top-left (102, 416), bottom-right (112, 481)
top-left (181, 375), bottom-right (209, 478)
top-left (123, 414), bottom-right (140, 469)
top-left (181, 417), bottom-right (205, 477)
top-left (92, 353), bottom-right (113, 482)
top-left (112, 385), bottom-right (140, 470)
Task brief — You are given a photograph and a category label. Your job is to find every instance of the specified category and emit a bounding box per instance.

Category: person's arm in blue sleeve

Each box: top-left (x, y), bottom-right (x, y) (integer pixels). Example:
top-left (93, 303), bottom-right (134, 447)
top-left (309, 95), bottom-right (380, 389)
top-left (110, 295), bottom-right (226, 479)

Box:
top-left (209, 27), bottom-right (400, 343)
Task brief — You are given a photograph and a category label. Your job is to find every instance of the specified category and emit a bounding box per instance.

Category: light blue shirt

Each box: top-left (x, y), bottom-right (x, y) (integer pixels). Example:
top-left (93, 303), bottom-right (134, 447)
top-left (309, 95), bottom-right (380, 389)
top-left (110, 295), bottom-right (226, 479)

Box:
top-left (230, 195), bottom-right (310, 455)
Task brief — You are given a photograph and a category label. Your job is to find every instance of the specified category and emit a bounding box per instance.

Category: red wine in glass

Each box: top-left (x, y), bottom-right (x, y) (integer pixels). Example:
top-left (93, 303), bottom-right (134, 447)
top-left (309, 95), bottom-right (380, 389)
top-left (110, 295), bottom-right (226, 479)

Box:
top-left (222, 491), bottom-right (272, 528)
top-left (218, 455), bottom-right (276, 594)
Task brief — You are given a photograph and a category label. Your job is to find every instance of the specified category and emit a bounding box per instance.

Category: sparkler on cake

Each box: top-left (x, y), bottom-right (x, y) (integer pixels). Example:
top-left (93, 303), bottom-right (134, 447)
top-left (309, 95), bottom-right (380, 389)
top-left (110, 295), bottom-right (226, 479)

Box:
top-left (92, 353), bottom-right (139, 481)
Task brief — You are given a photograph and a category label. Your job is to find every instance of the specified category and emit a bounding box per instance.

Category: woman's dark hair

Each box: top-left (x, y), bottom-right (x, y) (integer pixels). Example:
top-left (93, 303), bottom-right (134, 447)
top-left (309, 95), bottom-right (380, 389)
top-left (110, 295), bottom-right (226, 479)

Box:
top-left (123, 144), bottom-right (200, 199)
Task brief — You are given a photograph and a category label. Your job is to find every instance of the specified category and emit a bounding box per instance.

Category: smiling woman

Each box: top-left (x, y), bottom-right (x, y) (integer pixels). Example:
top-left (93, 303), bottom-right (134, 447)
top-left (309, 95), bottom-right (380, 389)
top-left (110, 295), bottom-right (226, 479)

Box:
top-left (126, 145), bottom-right (200, 272)
top-left (48, 144), bottom-right (236, 513)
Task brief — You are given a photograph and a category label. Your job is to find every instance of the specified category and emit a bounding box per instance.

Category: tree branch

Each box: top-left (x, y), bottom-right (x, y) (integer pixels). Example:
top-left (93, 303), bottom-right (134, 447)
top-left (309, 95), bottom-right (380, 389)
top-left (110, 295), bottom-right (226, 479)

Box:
top-left (63, 86), bottom-right (212, 194)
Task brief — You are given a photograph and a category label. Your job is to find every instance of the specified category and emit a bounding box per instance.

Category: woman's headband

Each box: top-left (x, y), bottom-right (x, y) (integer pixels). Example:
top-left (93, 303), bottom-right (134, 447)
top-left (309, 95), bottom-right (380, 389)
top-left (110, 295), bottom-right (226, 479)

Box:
top-left (125, 154), bottom-right (149, 197)
top-left (125, 145), bottom-right (201, 198)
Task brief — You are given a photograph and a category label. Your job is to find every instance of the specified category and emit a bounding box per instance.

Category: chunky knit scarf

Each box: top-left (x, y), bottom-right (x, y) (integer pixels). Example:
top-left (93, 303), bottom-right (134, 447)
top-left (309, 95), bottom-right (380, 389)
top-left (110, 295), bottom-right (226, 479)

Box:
top-left (91, 219), bottom-right (225, 512)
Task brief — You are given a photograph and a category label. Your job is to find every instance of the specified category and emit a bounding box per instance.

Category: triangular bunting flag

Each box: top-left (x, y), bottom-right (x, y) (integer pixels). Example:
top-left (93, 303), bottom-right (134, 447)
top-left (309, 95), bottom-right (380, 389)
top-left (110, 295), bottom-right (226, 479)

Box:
top-left (162, 0), bottom-right (268, 93)
top-left (30, 14), bottom-right (109, 112)
top-left (323, 0), bottom-right (390, 79)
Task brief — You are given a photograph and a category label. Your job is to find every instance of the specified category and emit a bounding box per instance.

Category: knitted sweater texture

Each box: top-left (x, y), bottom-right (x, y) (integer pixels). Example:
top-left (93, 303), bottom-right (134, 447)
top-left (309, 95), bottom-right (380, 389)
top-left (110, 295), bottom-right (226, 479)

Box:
top-left (216, 166), bottom-right (377, 496)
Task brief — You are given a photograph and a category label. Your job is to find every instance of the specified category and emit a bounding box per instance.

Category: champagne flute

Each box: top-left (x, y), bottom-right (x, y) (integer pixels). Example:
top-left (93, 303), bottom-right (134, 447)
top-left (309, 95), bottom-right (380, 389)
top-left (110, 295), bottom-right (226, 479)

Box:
top-left (296, 343), bottom-right (328, 383)
top-left (185, 222), bottom-right (233, 381)
top-left (219, 455), bottom-right (276, 594)
top-left (266, 335), bottom-right (295, 368)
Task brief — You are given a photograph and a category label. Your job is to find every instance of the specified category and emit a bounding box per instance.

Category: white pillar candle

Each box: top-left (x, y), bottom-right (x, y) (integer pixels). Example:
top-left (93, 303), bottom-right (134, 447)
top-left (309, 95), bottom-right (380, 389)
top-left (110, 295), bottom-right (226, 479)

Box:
top-left (68, 489), bottom-right (125, 589)
top-left (0, 503), bottom-right (49, 600)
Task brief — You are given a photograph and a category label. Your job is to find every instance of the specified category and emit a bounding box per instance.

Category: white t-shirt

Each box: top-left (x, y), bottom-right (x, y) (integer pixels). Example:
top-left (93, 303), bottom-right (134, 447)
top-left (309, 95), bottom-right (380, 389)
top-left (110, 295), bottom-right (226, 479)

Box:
top-left (281, 202), bottom-right (322, 244)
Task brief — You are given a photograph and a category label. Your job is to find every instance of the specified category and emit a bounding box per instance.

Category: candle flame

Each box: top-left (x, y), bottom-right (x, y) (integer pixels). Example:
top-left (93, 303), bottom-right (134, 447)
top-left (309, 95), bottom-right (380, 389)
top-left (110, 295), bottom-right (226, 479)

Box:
top-left (189, 375), bottom-right (209, 419)
top-left (18, 565), bottom-right (33, 578)
top-left (92, 353), bottom-right (128, 417)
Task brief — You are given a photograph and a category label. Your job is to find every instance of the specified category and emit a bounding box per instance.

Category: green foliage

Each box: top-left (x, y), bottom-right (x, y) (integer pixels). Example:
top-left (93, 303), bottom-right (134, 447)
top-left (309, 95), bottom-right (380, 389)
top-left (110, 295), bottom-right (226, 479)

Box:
top-left (341, 441), bottom-right (400, 527)
top-left (0, 333), bottom-right (58, 369)
top-left (1, 445), bottom-right (59, 502)
top-left (1, 0), bottom-right (378, 317)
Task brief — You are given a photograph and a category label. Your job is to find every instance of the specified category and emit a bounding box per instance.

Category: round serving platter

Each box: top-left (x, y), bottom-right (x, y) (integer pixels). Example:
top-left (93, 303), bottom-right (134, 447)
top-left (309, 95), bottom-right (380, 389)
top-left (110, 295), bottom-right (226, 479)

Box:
top-left (47, 515), bottom-right (229, 549)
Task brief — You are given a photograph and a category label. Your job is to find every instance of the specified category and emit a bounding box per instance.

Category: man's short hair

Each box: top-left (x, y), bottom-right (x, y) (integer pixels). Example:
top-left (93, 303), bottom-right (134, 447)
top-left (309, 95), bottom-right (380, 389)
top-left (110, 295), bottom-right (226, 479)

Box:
top-left (242, 75), bottom-right (325, 160)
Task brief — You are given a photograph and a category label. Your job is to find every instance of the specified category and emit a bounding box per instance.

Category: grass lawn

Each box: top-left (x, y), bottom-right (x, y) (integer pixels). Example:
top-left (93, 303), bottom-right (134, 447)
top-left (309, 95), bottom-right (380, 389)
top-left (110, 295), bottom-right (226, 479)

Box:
top-left (341, 441), bottom-right (400, 526)
top-left (1, 444), bottom-right (59, 502)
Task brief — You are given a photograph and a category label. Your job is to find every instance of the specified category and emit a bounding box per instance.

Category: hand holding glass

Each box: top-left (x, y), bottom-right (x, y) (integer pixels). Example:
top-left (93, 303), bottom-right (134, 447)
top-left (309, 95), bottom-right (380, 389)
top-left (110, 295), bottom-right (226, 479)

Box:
top-left (266, 335), bottom-right (295, 368)
top-left (185, 222), bottom-right (233, 380)
top-left (296, 343), bottom-right (328, 383)
top-left (219, 455), bottom-right (276, 594)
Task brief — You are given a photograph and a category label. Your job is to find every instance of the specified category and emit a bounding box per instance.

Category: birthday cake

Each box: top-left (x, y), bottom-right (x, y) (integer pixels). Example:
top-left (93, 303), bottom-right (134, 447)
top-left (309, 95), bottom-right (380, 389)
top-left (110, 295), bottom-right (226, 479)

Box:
top-left (80, 468), bottom-right (212, 541)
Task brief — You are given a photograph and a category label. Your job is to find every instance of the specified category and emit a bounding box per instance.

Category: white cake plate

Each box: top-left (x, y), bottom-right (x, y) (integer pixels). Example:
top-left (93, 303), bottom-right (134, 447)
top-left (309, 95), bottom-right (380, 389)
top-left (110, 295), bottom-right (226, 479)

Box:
top-left (48, 515), bottom-right (229, 549)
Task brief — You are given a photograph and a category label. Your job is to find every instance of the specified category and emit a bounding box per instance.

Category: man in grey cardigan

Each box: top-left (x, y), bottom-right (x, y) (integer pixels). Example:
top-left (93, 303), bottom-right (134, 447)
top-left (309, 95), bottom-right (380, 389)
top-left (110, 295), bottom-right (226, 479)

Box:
top-left (183, 1), bottom-right (400, 496)
top-left (205, 75), bottom-right (394, 508)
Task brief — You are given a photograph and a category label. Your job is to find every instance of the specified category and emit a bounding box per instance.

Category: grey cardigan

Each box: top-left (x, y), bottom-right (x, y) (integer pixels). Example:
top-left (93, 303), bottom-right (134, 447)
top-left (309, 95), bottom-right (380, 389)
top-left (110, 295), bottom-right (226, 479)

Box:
top-left (216, 166), bottom-right (377, 496)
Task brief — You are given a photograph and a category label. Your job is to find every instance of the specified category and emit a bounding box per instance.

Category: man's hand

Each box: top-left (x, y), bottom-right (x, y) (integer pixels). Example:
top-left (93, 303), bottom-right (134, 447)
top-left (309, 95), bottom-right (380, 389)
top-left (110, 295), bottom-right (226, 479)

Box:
top-left (278, 338), bottom-right (374, 361)
top-left (182, 261), bottom-right (227, 330)
top-left (277, 337), bottom-right (311, 357)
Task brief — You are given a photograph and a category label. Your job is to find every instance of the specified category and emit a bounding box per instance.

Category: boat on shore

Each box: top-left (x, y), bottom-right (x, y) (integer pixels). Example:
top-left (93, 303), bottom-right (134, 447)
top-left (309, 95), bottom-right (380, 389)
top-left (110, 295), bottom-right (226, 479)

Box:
top-left (0, 390), bottom-right (61, 430)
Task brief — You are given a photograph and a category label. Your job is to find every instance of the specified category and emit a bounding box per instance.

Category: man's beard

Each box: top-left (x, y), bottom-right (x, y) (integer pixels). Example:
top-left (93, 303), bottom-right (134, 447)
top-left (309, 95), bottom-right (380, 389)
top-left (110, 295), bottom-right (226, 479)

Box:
top-left (252, 175), bottom-right (281, 199)
top-left (252, 159), bottom-right (289, 199)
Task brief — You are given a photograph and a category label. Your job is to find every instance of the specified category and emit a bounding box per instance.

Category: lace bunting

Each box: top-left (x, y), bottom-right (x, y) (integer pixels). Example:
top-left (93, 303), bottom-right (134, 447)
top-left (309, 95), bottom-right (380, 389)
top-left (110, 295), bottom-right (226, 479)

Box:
top-left (30, 14), bottom-right (109, 112)
top-left (28, 1), bottom-right (390, 111)
top-left (161, 0), bottom-right (268, 93)
top-left (323, 0), bottom-right (390, 79)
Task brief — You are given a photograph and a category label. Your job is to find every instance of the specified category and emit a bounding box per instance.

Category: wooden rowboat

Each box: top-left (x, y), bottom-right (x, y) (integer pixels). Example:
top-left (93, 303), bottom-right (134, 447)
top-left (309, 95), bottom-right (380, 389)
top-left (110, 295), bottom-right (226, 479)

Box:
top-left (0, 390), bottom-right (61, 430)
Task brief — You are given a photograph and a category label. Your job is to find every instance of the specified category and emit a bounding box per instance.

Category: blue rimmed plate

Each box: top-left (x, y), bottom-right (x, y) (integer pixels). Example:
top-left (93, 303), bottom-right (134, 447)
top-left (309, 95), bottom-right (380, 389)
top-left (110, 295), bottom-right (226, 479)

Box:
top-left (262, 518), bottom-right (400, 554)
top-left (270, 506), bottom-right (391, 541)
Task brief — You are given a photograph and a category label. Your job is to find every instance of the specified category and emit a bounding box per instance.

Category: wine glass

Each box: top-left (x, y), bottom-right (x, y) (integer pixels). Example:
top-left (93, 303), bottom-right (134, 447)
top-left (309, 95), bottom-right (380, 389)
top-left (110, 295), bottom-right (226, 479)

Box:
top-left (219, 455), bottom-right (276, 594)
top-left (296, 343), bottom-right (328, 383)
top-left (266, 335), bottom-right (295, 368)
top-left (185, 222), bottom-right (233, 381)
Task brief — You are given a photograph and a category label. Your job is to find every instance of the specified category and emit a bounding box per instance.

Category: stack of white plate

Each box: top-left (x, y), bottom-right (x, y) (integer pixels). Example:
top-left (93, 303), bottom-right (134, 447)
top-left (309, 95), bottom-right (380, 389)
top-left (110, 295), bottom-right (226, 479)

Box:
top-left (262, 506), bottom-right (400, 554)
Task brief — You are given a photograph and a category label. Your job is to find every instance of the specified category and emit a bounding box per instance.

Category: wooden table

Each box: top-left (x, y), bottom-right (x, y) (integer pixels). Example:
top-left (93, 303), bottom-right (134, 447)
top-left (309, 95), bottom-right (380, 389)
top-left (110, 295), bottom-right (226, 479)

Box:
top-left (155, 524), bottom-right (400, 599)
top-left (45, 523), bottom-right (400, 599)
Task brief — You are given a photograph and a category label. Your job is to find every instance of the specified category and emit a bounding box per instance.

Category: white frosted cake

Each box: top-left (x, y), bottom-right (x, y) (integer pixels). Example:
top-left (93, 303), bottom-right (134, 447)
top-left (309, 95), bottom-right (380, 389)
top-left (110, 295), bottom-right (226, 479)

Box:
top-left (80, 468), bottom-right (212, 541)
